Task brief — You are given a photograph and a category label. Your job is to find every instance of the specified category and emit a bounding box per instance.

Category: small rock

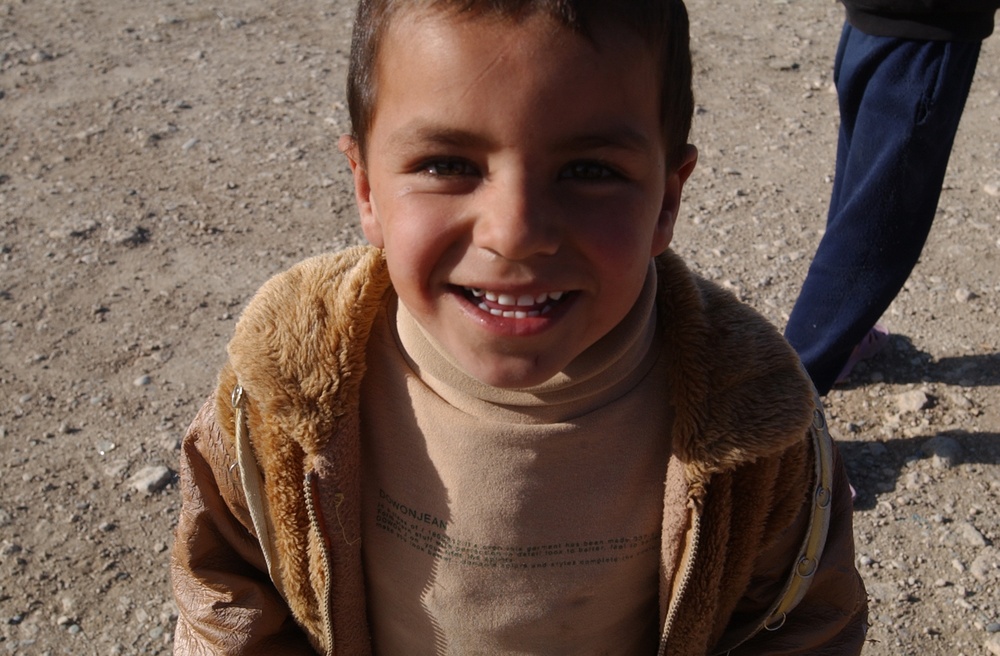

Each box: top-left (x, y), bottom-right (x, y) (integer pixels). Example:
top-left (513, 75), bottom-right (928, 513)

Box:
top-left (945, 391), bottom-right (973, 409)
top-left (896, 390), bottom-right (931, 413)
top-left (867, 441), bottom-right (888, 458)
top-left (922, 435), bottom-right (963, 468)
top-left (29, 50), bottom-right (54, 63)
top-left (128, 465), bottom-right (174, 494)
top-left (1, 541), bottom-right (22, 555)
top-left (956, 521), bottom-right (988, 548)
top-left (133, 374), bottom-right (151, 387)
top-left (954, 287), bottom-right (975, 302)
top-left (219, 15), bottom-right (245, 29)
top-left (104, 460), bottom-right (128, 478)
top-left (987, 623), bottom-right (1000, 634)
top-left (767, 58), bottom-right (800, 71)
top-left (987, 635), bottom-right (1000, 656)
top-left (107, 225), bottom-right (150, 247)
top-left (970, 547), bottom-right (999, 583)
top-left (904, 470), bottom-right (931, 489)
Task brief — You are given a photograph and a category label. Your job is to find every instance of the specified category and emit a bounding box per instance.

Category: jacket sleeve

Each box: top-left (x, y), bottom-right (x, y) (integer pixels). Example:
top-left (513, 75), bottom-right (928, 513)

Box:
top-left (170, 397), bottom-right (315, 654)
top-left (728, 442), bottom-right (869, 655)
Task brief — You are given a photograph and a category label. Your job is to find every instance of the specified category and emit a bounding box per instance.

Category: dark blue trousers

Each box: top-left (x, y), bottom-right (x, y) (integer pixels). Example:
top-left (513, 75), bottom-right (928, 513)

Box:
top-left (784, 23), bottom-right (982, 395)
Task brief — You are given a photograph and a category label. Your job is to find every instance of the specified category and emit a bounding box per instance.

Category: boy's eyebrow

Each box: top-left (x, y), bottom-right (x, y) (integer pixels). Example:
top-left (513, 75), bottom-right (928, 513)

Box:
top-left (388, 122), bottom-right (656, 154)
top-left (555, 128), bottom-right (656, 154)
top-left (389, 124), bottom-right (491, 151)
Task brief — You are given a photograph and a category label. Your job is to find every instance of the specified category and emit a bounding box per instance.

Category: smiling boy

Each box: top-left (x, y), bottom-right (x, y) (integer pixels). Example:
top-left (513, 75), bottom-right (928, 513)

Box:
top-left (345, 8), bottom-right (692, 389)
top-left (171, 1), bottom-right (867, 654)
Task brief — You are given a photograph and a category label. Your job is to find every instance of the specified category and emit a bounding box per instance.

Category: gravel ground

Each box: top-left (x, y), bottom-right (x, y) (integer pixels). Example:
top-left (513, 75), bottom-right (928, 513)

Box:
top-left (1, 0), bottom-right (998, 654)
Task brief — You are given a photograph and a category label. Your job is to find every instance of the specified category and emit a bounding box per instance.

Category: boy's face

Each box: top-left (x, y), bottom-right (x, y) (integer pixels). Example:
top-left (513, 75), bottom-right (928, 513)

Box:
top-left (344, 9), bottom-right (697, 388)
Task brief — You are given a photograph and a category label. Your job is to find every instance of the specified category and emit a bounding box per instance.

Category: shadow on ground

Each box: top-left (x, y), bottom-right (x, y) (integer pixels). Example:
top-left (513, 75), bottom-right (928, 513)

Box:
top-left (838, 334), bottom-right (1000, 388)
top-left (838, 431), bottom-right (1000, 510)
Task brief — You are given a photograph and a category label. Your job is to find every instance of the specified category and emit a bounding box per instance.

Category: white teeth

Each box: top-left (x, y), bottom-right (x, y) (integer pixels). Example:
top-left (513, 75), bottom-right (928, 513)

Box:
top-left (469, 286), bottom-right (566, 320)
top-left (468, 287), bottom-right (566, 308)
top-left (478, 300), bottom-right (556, 317)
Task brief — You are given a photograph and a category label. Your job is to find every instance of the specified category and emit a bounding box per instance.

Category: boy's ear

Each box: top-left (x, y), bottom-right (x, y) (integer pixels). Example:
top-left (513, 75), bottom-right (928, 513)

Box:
top-left (338, 134), bottom-right (385, 248)
top-left (651, 144), bottom-right (698, 257)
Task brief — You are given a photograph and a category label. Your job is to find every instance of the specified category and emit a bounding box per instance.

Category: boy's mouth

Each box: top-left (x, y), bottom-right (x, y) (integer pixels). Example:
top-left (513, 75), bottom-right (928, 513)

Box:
top-left (462, 287), bottom-right (567, 318)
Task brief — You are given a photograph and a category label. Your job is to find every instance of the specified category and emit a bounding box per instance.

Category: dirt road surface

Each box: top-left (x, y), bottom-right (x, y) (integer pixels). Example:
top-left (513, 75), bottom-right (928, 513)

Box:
top-left (2, 0), bottom-right (998, 653)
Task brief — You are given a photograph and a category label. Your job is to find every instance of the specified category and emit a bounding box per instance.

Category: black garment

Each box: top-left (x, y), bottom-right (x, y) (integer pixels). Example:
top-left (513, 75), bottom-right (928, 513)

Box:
top-left (843, 0), bottom-right (1000, 40)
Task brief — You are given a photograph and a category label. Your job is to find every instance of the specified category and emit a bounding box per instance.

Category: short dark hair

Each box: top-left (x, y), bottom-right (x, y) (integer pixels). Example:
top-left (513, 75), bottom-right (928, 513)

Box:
top-left (346, 0), bottom-right (694, 169)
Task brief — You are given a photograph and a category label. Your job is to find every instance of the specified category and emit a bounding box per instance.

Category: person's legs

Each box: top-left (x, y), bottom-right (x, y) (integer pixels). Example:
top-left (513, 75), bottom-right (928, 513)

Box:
top-left (785, 24), bottom-right (981, 395)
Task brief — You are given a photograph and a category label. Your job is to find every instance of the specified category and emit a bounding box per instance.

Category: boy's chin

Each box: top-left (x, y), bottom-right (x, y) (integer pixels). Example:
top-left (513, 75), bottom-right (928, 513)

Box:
top-left (461, 355), bottom-right (565, 390)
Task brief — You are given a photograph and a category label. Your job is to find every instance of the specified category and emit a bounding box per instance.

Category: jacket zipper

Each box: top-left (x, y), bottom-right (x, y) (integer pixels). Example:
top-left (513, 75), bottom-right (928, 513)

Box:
top-left (658, 511), bottom-right (701, 656)
top-left (305, 472), bottom-right (336, 656)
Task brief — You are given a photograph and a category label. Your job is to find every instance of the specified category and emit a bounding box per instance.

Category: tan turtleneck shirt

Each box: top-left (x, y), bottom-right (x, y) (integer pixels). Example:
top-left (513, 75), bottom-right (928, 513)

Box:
top-left (360, 264), bottom-right (672, 654)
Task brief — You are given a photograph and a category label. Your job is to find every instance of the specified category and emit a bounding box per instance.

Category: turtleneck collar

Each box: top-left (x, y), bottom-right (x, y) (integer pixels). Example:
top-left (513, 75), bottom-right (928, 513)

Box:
top-left (392, 261), bottom-right (660, 423)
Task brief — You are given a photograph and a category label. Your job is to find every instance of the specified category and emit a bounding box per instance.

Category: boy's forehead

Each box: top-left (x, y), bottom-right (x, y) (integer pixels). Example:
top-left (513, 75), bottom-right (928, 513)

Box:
top-left (367, 8), bottom-right (665, 157)
top-left (383, 5), bottom-right (571, 53)
top-left (377, 6), bottom-right (649, 82)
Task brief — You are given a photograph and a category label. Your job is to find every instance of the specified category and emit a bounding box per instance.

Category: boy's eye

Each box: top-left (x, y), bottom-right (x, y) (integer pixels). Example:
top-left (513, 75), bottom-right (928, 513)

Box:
top-left (559, 161), bottom-right (620, 181)
top-left (422, 158), bottom-right (477, 177)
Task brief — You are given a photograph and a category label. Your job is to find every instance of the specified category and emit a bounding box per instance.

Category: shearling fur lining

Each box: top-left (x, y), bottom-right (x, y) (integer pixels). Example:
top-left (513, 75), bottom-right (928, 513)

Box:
top-left (653, 253), bottom-right (813, 497)
top-left (219, 246), bottom-right (391, 651)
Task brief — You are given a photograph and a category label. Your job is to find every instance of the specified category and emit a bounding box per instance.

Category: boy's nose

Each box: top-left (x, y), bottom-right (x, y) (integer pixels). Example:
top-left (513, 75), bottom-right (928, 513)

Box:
top-left (472, 177), bottom-right (560, 261)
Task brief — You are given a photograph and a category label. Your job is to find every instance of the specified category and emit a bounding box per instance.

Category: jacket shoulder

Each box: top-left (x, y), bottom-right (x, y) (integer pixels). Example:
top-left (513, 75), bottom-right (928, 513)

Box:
top-left (655, 251), bottom-right (815, 474)
top-left (222, 245), bottom-right (392, 454)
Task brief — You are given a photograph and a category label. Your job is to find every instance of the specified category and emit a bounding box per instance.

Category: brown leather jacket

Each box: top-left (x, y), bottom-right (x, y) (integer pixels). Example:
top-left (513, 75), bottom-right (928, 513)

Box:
top-left (171, 246), bottom-right (868, 655)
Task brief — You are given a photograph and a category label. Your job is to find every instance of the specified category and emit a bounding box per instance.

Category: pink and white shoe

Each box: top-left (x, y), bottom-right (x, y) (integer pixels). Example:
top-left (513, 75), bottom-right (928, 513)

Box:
top-left (835, 323), bottom-right (890, 385)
